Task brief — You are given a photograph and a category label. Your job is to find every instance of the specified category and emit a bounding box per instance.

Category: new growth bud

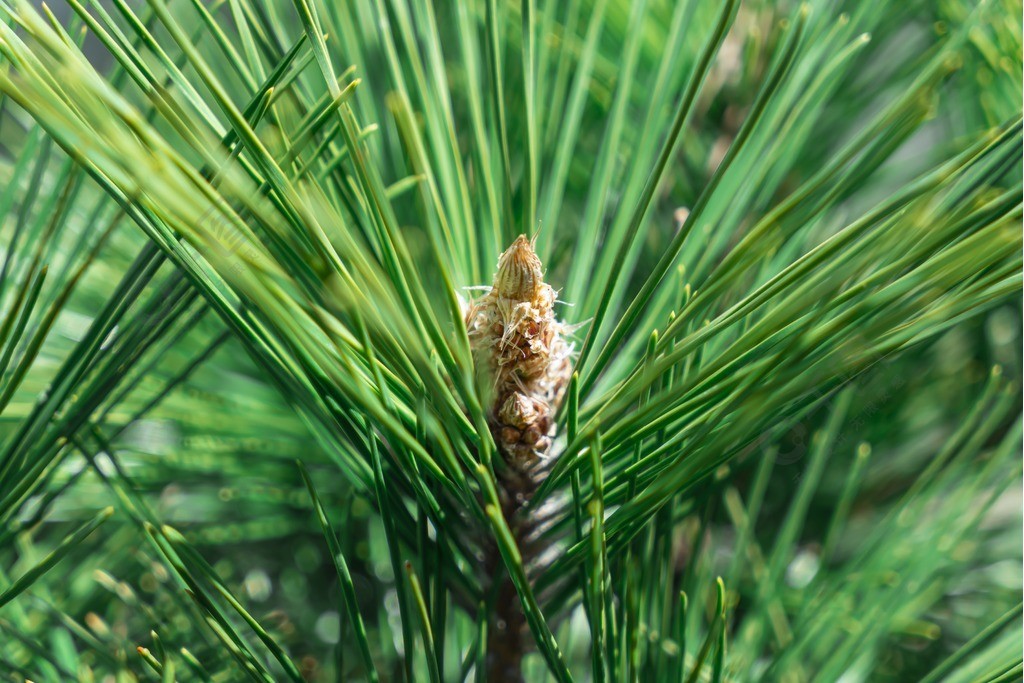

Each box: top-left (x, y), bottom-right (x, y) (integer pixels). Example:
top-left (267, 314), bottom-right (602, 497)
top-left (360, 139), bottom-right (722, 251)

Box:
top-left (466, 235), bottom-right (573, 470)
top-left (494, 235), bottom-right (545, 300)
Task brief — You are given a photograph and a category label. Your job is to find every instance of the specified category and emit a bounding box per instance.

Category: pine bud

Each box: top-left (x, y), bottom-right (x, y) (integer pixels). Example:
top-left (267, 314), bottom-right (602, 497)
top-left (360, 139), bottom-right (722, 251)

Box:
top-left (466, 236), bottom-right (573, 471)
top-left (494, 235), bottom-right (545, 300)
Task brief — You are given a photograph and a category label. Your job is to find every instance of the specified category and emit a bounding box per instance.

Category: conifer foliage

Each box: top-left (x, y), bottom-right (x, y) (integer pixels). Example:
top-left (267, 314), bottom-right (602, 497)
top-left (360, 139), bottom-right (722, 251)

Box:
top-left (0, 0), bottom-right (1020, 681)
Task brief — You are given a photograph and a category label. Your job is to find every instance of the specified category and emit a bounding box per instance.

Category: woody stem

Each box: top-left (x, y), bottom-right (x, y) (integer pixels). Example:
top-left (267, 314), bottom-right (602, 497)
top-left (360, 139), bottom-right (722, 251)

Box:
top-left (485, 467), bottom-right (540, 683)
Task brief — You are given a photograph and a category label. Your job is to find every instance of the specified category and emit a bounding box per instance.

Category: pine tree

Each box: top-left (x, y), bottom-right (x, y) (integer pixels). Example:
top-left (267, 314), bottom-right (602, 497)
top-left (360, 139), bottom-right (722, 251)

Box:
top-left (0, 0), bottom-right (1020, 681)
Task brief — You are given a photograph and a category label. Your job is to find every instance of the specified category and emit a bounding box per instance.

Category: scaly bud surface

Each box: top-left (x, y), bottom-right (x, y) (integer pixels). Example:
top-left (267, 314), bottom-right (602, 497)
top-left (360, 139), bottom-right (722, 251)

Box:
top-left (466, 235), bottom-right (572, 471)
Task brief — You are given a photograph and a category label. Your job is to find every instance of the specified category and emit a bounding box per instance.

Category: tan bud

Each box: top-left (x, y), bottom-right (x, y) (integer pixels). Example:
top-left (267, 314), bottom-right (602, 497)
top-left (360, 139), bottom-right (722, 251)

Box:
top-left (500, 427), bottom-right (522, 445)
top-left (499, 392), bottom-right (538, 429)
top-left (521, 426), bottom-right (542, 446)
top-left (468, 235), bottom-right (574, 469)
top-left (493, 235), bottom-right (543, 300)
